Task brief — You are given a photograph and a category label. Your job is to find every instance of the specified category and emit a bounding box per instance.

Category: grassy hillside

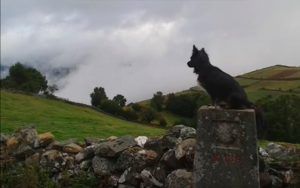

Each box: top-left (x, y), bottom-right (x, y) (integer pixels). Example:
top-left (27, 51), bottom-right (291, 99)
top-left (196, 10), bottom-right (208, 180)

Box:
top-left (138, 65), bottom-right (300, 126)
top-left (186, 65), bottom-right (300, 101)
top-left (0, 90), bottom-right (165, 140)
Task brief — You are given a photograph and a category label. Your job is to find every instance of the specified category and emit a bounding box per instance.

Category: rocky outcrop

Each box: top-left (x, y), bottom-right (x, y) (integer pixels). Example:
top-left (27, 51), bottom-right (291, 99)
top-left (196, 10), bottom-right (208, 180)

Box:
top-left (0, 126), bottom-right (298, 188)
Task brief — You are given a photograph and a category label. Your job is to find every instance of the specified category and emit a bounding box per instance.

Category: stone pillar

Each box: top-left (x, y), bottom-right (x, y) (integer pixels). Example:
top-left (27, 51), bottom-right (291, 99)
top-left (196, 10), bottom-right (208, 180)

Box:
top-left (193, 106), bottom-right (259, 188)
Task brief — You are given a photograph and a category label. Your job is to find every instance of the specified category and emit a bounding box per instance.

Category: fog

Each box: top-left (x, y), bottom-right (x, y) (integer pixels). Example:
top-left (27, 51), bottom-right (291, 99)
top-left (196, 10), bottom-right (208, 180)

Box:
top-left (1, 0), bottom-right (300, 104)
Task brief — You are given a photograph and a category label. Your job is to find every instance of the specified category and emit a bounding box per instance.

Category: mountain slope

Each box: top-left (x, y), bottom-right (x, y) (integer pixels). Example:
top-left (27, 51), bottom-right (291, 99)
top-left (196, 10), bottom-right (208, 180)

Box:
top-left (0, 90), bottom-right (165, 140)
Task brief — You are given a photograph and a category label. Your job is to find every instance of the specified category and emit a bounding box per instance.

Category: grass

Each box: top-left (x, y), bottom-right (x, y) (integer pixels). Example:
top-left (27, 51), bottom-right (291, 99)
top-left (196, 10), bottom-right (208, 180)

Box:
top-left (259, 140), bottom-right (300, 149)
top-left (0, 90), bottom-right (165, 141)
top-left (242, 65), bottom-right (300, 79)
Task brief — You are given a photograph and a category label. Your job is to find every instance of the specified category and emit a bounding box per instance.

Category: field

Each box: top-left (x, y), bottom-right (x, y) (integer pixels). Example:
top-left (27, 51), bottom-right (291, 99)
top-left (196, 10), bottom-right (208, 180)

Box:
top-left (0, 90), bottom-right (165, 140)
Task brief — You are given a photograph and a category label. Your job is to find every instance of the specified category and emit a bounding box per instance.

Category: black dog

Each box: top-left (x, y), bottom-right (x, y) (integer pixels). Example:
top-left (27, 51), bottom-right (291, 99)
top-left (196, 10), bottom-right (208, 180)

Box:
top-left (187, 45), bottom-right (266, 137)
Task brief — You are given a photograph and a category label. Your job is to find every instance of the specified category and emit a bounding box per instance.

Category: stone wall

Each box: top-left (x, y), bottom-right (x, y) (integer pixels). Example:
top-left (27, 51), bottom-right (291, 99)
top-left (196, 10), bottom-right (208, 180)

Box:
top-left (0, 121), bottom-right (298, 187)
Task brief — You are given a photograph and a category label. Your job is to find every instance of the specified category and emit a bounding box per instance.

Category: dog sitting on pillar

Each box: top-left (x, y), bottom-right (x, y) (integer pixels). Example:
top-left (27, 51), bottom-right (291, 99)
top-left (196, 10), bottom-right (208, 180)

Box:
top-left (187, 45), bottom-right (266, 138)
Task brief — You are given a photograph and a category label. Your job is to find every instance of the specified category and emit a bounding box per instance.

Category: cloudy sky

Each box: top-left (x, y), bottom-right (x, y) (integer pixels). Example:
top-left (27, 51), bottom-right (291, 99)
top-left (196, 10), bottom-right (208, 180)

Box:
top-left (1, 0), bottom-right (300, 104)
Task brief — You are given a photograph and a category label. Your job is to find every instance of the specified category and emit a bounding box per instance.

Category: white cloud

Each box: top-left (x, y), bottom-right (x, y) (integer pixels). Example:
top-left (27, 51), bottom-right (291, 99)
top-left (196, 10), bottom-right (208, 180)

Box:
top-left (1, 0), bottom-right (300, 104)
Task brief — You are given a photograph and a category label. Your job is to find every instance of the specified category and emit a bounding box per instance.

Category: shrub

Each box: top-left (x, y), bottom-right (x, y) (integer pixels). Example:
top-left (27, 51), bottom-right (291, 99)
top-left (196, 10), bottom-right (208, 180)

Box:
top-left (100, 100), bottom-right (122, 115)
top-left (159, 117), bottom-right (167, 127)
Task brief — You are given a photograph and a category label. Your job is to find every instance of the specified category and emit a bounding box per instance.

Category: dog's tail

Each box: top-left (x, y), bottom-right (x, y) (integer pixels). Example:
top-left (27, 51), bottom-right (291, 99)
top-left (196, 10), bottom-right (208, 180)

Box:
top-left (246, 101), bottom-right (267, 139)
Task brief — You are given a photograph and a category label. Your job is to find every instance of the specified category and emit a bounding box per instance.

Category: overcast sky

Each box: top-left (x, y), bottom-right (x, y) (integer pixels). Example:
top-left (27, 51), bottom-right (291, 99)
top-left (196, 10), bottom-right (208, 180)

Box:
top-left (1, 0), bottom-right (300, 104)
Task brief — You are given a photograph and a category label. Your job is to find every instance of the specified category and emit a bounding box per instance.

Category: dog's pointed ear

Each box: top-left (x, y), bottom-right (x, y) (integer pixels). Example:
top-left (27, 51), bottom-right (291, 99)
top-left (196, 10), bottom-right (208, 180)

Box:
top-left (200, 48), bottom-right (205, 52)
top-left (193, 45), bottom-right (199, 55)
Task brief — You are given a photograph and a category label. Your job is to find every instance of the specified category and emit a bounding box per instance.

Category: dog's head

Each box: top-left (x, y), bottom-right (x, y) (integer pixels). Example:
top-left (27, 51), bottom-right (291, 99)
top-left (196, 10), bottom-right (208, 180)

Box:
top-left (187, 45), bottom-right (210, 73)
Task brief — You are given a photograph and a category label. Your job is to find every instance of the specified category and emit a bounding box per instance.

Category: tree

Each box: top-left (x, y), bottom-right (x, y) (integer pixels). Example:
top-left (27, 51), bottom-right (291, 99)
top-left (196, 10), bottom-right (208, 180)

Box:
top-left (113, 94), bottom-right (127, 107)
top-left (150, 91), bottom-right (164, 111)
top-left (90, 87), bottom-right (108, 107)
top-left (1, 62), bottom-right (48, 93)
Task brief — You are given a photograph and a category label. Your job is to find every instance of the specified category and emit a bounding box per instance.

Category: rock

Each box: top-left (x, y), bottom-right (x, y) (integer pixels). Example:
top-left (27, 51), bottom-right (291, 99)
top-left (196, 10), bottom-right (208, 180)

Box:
top-left (6, 136), bottom-right (19, 151)
top-left (266, 143), bottom-right (282, 154)
top-left (108, 175), bottom-right (119, 187)
top-left (95, 136), bottom-right (136, 157)
top-left (63, 143), bottom-right (83, 154)
top-left (140, 169), bottom-right (163, 187)
top-left (15, 127), bottom-right (38, 146)
top-left (40, 150), bottom-right (64, 174)
top-left (40, 149), bottom-right (63, 168)
top-left (116, 147), bottom-right (158, 172)
top-left (84, 137), bottom-right (103, 146)
top-left (13, 144), bottom-right (34, 159)
top-left (150, 164), bottom-right (168, 184)
top-left (63, 156), bottom-right (75, 169)
top-left (161, 149), bottom-right (183, 169)
top-left (60, 138), bottom-right (80, 146)
top-left (118, 167), bottom-right (140, 186)
top-left (259, 172), bottom-right (272, 188)
top-left (282, 170), bottom-right (293, 185)
top-left (0, 133), bottom-right (8, 144)
top-left (38, 132), bottom-right (54, 147)
top-left (175, 138), bottom-right (196, 168)
top-left (259, 147), bottom-right (269, 157)
top-left (139, 149), bottom-right (158, 161)
top-left (175, 138), bottom-right (196, 160)
top-left (179, 127), bottom-right (196, 139)
top-left (92, 156), bottom-right (114, 176)
top-left (42, 150), bottom-right (62, 161)
top-left (161, 135), bottom-right (180, 150)
top-left (80, 160), bottom-right (92, 170)
top-left (135, 136), bottom-right (148, 148)
top-left (167, 125), bottom-right (186, 138)
top-left (75, 145), bottom-right (95, 163)
top-left (271, 175), bottom-right (283, 188)
top-left (118, 184), bottom-right (135, 188)
top-left (25, 153), bottom-right (40, 166)
top-left (107, 136), bottom-right (118, 141)
top-left (144, 138), bottom-right (164, 155)
top-left (47, 141), bottom-right (64, 151)
top-left (165, 169), bottom-right (192, 188)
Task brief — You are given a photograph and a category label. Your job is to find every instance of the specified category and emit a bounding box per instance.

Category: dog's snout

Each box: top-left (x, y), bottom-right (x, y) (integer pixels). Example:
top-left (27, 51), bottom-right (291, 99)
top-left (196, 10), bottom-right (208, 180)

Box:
top-left (187, 61), bottom-right (193, 67)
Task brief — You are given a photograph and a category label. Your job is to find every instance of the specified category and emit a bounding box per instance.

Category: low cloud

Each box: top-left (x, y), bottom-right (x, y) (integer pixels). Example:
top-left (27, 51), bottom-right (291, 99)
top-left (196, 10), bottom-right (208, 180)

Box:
top-left (1, 0), bottom-right (300, 104)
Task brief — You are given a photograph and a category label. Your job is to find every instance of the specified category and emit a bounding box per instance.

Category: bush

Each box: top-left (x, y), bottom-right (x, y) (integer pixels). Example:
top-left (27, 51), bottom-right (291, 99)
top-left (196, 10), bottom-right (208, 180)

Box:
top-left (173, 118), bottom-right (197, 128)
top-left (159, 117), bottom-right (167, 127)
top-left (165, 92), bottom-right (210, 118)
top-left (257, 95), bottom-right (300, 143)
top-left (131, 103), bottom-right (142, 112)
top-left (121, 108), bottom-right (139, 121)
top-left (1, 164), bottom-right (56, 188)
top-left (140, 108), bottom-right (156, 123)
top-left (100, 100), bottom-right (122, 116)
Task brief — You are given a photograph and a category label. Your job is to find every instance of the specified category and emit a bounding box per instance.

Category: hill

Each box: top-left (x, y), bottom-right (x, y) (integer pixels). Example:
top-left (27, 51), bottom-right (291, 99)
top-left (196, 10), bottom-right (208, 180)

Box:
top-left (236, 65), bottom-right (300, 100)
top-left (138, 65), bottom-right (300, 126)
top-left (0, 90), bottom-right (165, 140)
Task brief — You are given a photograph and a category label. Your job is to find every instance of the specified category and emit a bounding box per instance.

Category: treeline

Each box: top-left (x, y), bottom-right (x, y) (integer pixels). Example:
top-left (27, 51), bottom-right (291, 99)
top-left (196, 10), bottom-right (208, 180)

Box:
top-left (89, 87), bottom-right (167, 127)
